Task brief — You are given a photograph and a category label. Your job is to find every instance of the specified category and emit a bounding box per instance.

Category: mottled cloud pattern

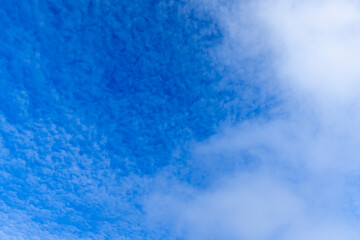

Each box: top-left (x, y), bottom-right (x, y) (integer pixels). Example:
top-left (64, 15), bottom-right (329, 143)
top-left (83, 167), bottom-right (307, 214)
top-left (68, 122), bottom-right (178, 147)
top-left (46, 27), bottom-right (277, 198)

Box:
top-left (0, 1), bottom-right (228, 239)
top-left (1, 0), bottom-right (360, 239)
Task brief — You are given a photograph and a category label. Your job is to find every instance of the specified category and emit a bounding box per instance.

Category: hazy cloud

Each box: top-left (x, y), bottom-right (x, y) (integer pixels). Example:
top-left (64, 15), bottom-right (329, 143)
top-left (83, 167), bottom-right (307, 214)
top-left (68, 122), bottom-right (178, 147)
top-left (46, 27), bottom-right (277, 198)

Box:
top-left (143, 0), bottom-right (360, 239)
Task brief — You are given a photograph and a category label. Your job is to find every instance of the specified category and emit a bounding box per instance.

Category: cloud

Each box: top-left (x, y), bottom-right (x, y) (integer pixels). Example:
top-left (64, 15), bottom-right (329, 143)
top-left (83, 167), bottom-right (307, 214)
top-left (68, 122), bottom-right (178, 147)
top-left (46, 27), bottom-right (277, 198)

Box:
top-left (258, 0), bottom-right (360, 103)
top-left (145, 170), bottom-right (360, 239)
top-left (204, 0), bottom-right (360, 103)
top-left (146, 173), bottom-right (303, 239)
top-left (143, 0), bottom-right (360, 239)
top-left (4, 0), bottom-right (360, 238)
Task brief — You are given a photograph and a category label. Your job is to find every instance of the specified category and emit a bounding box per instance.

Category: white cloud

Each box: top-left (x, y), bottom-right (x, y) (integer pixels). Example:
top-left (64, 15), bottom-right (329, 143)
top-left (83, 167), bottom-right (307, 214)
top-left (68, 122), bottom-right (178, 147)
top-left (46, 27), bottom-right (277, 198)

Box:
top-left (145, 171), bottom-right (360, 239)
top-left (259, 0), bottom-right (360, 102)
top-left (144, 0), bottom-right (360, 239)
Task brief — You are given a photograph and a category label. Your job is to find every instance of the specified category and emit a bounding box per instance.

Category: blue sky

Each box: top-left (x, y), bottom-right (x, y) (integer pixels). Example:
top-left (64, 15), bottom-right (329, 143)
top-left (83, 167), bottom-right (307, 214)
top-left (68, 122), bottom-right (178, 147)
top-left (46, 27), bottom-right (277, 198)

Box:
top-left (3, 0), bottom-right (360, 239)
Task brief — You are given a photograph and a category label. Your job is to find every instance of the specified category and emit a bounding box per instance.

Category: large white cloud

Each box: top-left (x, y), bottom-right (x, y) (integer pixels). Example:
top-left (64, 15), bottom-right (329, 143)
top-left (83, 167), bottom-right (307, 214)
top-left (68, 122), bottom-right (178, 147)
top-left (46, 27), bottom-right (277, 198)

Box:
top-left (144, 0), bottom-right (360, 239)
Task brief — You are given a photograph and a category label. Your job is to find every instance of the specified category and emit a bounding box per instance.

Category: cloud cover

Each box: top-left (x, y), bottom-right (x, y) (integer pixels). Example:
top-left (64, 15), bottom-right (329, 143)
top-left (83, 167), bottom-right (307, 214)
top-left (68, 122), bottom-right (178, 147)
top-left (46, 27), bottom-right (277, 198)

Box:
top-left (143, 0), bottom-right (360, 239)
top-left (3, 0), bottom-right (360, 239)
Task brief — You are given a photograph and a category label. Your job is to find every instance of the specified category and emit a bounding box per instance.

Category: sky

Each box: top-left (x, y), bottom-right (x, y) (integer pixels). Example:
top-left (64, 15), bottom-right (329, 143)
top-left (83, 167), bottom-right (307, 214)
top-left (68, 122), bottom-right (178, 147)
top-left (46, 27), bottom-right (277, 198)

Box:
top-left (2, 0), bottom-right (360, 239)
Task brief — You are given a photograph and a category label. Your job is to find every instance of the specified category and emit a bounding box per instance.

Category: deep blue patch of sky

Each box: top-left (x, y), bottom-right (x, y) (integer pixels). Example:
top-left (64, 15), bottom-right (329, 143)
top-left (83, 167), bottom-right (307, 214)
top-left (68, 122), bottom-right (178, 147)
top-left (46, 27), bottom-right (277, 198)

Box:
top-left (1, 0), bottom-right (227, 173)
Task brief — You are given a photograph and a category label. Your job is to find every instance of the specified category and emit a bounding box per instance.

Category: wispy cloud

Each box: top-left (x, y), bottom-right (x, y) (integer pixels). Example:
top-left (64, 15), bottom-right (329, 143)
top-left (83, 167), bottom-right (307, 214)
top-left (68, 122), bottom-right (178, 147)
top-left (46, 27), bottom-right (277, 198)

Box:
top-left (143, 0), bottom-right (360, 239)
